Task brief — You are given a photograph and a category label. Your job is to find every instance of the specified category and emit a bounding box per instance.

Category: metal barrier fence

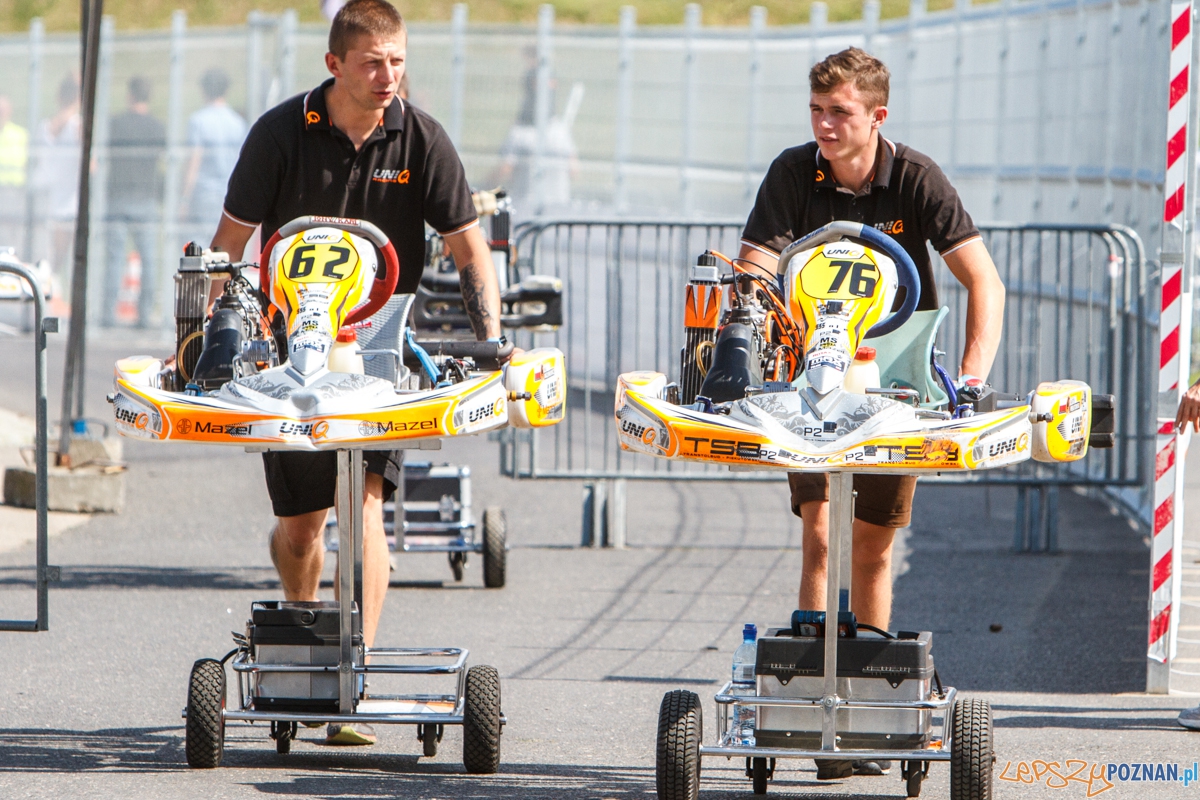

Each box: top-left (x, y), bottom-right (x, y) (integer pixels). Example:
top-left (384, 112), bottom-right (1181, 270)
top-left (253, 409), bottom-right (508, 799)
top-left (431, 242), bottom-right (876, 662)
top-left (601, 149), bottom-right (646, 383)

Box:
top-left (0, 0), bottom-right (1172, 332)
top-left (500, 219), bottom-right (1153, 544)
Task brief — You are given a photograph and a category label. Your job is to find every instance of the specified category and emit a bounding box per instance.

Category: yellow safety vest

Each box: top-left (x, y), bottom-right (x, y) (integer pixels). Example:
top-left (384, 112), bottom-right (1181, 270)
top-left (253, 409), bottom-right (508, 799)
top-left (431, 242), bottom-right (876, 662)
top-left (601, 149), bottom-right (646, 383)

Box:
top-left (0, 122), bottom-right (29, 187)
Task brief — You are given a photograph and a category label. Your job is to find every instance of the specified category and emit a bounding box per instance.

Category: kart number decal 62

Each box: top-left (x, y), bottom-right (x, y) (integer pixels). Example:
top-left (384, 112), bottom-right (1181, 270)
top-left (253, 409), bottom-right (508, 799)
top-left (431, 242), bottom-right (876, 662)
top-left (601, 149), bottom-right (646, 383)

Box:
top-left (284, 241), bottom-right (361, 284)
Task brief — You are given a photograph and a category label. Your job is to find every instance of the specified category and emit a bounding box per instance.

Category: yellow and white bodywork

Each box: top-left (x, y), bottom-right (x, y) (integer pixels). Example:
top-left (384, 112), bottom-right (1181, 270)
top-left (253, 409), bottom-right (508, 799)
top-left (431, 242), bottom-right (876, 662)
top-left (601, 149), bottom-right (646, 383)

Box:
top-left (615, 371), bottom-right (1090, 472)
top-left (111, 216), bottom-right (566, 450)
top-left (615, 221), bottom-right (1100, 474)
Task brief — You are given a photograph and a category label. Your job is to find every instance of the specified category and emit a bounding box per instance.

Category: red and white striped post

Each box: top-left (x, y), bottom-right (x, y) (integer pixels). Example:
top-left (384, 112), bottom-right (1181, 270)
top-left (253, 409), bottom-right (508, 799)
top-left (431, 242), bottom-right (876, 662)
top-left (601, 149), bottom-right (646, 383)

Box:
top-left (1149, 0), bottom-right (1196, 693)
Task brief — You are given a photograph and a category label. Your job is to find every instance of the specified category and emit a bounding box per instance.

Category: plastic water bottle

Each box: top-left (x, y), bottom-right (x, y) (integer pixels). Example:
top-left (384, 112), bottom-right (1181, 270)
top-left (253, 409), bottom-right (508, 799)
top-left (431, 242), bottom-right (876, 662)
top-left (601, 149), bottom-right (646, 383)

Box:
top-left (730, 623), bottom-right (757, 746)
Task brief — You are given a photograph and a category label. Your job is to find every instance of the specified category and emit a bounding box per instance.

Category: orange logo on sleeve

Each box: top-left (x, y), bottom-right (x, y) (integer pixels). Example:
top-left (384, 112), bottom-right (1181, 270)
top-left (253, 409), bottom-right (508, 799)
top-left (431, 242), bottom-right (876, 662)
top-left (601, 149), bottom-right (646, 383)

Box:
top-left (306, 111), bottom-right (321, 124)
top-left (815, 170), bottom-right (825, 182)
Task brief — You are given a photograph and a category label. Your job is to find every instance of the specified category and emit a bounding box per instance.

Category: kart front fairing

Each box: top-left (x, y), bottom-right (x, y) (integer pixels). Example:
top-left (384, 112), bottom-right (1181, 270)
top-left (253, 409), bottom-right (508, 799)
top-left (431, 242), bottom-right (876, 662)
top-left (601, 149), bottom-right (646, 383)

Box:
top-left (113, 366), bottom-right (513, 450)
top-left (615, 371), bottom-right (1040, 473)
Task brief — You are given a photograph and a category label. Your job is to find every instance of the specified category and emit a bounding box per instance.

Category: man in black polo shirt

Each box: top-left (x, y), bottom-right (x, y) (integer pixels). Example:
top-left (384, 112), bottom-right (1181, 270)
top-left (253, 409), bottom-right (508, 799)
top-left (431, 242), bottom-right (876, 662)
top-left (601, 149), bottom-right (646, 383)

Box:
top-left (737, 47), bottom-right (1006, 778)
top-left (208, 0), bottom-right (504, 746)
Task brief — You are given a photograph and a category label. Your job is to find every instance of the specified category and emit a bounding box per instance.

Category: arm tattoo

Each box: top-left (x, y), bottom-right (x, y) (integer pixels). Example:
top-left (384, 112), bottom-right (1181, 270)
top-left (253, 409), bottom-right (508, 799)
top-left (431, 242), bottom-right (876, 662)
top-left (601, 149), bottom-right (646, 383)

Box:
top-left (458, 261), bottom-right (495, 340)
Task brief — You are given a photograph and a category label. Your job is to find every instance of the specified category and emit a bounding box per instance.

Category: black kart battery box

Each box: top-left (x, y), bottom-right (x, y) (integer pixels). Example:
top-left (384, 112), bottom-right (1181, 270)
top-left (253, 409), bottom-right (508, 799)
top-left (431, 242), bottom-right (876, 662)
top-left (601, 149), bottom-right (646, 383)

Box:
top-left (248, 600), bottom-right (361, 713)
top-left (754, 627), bottom-right (936, 750)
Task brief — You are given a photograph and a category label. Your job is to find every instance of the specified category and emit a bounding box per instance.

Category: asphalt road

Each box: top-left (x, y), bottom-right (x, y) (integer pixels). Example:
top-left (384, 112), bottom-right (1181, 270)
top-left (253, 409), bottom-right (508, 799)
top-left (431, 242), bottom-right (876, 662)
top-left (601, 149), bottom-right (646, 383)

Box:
top-left (0, 330), bottom-right (1197, 799)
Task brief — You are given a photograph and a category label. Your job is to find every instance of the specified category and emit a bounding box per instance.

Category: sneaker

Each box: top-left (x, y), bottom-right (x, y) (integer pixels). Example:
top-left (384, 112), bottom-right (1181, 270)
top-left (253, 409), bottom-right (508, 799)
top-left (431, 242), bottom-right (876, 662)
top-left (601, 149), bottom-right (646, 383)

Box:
top-left (853, 759), bottom-right (893, 775)
top-left (326, 723), bottom-right (377, 745)
top-left (302, 721), bottom-right (324, 729)
top-left (815, 759), bottom-right (853, 780)
top-left (1180, 706), bottom-right (1200, 730)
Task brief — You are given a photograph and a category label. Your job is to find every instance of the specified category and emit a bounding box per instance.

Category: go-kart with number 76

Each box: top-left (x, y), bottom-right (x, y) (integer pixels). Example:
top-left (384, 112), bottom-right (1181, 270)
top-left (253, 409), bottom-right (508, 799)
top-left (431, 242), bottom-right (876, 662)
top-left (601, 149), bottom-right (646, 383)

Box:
top-left (621, 221), bottom-right (1115, 800)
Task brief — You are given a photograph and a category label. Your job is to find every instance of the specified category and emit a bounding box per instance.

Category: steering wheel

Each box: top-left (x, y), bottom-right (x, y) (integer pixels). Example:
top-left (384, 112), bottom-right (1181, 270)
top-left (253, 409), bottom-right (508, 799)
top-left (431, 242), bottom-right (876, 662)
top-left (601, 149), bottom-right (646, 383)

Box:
top-left (775, 221), bottom-right (919, 338)
top-left (259, 215), bottom-right (400, 327)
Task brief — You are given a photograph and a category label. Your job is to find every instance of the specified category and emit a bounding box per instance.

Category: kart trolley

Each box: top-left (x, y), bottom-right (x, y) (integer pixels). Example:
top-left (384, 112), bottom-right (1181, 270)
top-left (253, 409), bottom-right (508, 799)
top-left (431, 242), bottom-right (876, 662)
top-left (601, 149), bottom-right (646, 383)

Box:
top-left (325, 190), bottom-right (562, 588)
top-left (656, 472), bottom-right (978, 799)
top-left (188, 447), bottom-right (504, 769)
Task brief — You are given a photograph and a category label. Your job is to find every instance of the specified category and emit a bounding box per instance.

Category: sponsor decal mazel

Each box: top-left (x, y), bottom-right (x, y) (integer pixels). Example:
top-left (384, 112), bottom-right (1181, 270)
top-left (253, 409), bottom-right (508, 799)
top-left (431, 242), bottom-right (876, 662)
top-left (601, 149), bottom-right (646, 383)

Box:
top-left (358, 418), bottom-right (438, 437)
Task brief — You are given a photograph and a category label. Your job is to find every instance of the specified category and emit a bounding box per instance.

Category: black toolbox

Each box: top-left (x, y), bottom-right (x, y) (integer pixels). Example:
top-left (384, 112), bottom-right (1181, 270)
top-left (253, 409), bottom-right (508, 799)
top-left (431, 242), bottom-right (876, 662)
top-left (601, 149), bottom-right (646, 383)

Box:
top-left (248, 601), bottom-right (361, 713)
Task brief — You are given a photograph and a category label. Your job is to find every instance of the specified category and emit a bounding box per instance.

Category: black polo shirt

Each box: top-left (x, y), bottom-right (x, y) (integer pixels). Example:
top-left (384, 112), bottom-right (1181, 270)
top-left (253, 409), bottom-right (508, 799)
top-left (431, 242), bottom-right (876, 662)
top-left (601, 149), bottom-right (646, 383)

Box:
top-left (741, 135), bottom-right (980, 310)
top-left (223, 78), bottom-right (477, 294)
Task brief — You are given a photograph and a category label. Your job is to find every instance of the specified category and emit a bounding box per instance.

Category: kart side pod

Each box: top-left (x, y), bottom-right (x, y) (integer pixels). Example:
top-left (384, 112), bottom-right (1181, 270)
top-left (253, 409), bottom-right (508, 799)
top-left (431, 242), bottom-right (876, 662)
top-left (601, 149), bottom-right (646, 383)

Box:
top-left (1030, 380), bottom-right (1091, 463)
top-left (504, 348), bottom-right (567, 428)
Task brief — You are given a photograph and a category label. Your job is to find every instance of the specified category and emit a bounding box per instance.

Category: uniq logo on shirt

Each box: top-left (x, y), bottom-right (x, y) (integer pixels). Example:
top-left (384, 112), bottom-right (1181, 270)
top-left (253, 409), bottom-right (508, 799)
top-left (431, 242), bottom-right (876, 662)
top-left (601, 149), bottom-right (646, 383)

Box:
top-left (372, 168), bottom-right (410, 184)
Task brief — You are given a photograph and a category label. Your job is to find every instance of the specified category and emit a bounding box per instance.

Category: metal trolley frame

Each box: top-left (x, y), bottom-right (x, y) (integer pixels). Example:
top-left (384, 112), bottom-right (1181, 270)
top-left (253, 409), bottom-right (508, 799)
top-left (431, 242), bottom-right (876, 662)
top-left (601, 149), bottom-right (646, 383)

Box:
top-left (658, 472), bottom-right (993, 798)
top-left (186, 448), bottom-right (504, 769)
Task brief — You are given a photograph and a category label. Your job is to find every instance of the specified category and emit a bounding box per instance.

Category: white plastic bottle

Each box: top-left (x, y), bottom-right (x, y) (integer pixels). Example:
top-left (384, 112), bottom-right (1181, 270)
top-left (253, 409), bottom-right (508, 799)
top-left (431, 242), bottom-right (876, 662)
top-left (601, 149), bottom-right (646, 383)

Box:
top-left (327, 328), bottom-right (364, 374)
top-left (843, 346), bottom-right (880, 394)
top-left (730, 623), bottom-right (758, 746)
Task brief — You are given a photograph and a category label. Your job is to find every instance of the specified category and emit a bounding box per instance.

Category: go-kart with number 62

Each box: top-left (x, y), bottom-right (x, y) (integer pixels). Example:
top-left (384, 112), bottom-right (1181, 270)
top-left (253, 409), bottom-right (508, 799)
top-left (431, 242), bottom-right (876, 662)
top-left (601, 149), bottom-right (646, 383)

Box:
top-left (107, 215), bottom-right (566, 772)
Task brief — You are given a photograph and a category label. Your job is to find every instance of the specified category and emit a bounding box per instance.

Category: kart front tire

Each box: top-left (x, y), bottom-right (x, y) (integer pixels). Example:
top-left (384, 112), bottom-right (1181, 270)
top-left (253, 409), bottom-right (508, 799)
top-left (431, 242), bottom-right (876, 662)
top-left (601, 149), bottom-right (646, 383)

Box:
top-left (185, 658), bottom-right (226, 769)
top-left (656, 690), bottom-right (702, 800)
top-left (482, 507), bottom-right (506, 588)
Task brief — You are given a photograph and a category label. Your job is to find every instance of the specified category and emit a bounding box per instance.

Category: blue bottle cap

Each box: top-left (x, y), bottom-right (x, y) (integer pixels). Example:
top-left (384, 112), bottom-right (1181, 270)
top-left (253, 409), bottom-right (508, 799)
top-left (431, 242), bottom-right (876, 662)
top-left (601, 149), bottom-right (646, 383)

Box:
top-left (743, 623), bottom-right (757, 641)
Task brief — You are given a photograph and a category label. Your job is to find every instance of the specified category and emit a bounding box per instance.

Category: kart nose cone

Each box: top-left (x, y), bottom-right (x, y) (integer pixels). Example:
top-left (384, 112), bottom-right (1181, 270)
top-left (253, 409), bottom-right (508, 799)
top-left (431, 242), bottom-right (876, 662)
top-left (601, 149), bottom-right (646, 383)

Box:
top-left (291, 347), bottom-right (326, 376)
top-left (808, 363), bottom-right (845, 394)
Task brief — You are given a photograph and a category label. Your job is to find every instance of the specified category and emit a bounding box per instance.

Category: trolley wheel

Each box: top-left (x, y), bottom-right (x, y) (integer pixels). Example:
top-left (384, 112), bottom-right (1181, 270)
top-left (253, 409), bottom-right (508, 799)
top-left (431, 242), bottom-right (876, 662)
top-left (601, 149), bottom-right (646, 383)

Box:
top-left (907, 769), bottom-right (924, 797)
top-left (656, 690), bottom-right (702, 800)
top-left (950, 699), bottom-right (994, 800)
top-left (185, 658), bottom-right (226, 769)
top-left (419, 723), bottom-right (442, 757)
top-left (462, 665), bottom-right (502, 774)
top-left (482, 507), bottom-right (506, 588)
top-left (752, 756), bottom-right (769, 794)
top-left (272, 720), bottom-right (296, 754)
top-left (449, 552), bottom-right (465, 582)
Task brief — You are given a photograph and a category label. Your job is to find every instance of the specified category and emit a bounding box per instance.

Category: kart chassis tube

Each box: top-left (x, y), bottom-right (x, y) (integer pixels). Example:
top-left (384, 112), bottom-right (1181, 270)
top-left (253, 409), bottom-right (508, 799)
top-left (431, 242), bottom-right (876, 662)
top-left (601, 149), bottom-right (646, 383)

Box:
top-left (0, 259), bottom-right (52, 632)
top-left (698, 473), bottom-right (960, 761)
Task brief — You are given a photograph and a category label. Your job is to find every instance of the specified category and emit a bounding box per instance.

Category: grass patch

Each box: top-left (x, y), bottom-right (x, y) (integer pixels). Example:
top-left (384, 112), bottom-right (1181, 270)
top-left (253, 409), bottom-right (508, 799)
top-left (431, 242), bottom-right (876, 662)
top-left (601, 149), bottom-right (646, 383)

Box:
top-left (0, 0), bottom-right (973, 34)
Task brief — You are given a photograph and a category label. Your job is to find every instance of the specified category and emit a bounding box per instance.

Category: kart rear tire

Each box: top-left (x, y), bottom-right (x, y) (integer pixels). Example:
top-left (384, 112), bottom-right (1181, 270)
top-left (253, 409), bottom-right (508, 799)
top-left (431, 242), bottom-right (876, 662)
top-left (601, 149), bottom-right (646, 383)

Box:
top-left (462, 665), bottom-right (502, 774)
top-left (656, 690), bottom-right (702, 800)
top-left (950, 698), bottom-right (994, 800)
top-left (752, 756), bottom-right (769, 794)
top-left (185, 658), bottom-right (226, 769)
top-left (482, 507), bottom-right (506, 588)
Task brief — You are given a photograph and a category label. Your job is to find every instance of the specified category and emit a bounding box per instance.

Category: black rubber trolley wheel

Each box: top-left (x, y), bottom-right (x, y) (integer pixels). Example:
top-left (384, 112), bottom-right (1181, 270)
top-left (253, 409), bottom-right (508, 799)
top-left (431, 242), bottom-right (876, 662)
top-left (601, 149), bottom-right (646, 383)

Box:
top-left (185, 658), bottom-right (226, 769)
top-left (656, 690), bottom-right (702, 800)
top-left (751, 756), bottom-right (769, 794)
top-left (482, 507), bottom-right (507, 588)
top-left (419, 723), bottom-right (442, 757)
top-left (903, 760), bottom-right (928, 797)
top-left (462, 665), bottom-right (502, 773)
top-left (950, 698), bottom-right (994, 800)
top-left (272, 720), bottom-right (296, 754)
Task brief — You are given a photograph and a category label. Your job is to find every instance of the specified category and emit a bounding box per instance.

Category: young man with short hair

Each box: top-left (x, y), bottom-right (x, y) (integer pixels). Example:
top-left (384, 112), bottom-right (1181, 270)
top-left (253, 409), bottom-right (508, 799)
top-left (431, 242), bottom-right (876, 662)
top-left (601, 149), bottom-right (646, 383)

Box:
top-left (209, 0), bottom-right (504, 746)
top-left (737, 47), bottom-right (1006, 779)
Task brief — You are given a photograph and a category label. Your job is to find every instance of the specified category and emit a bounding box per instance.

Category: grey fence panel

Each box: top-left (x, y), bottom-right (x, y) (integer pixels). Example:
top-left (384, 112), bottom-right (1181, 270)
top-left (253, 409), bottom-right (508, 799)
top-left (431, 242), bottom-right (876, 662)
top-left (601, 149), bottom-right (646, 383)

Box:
top-left (504, 219), bottom-right (1152, 521)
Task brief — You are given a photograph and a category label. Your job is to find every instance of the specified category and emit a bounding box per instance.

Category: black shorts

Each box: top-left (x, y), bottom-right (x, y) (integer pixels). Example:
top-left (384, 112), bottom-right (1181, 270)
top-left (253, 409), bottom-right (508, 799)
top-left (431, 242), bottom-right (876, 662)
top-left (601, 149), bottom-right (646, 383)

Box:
top-left (788, 472), bottom-right (917, 529)
top-left (262, 450), bottom-right (401, 517)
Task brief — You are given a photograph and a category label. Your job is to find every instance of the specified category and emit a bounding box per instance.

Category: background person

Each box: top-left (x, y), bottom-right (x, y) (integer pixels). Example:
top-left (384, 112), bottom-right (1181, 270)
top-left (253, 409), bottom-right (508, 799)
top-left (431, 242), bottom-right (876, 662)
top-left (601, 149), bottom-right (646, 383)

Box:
top-left (32, 75), bottom-right (80, 282)
top-left (0, 95), bottom-right (29, 252)
top-left (735, 47), bottom-right (1006, 779)
top-left (1171, 383), bottom-right (1200, 732)
top-left (180, 69), bottom-right (247, 249)
top-left (103, 75), bottom-right (165, 328)
top-left (207, 0), bottom-right (506, 747)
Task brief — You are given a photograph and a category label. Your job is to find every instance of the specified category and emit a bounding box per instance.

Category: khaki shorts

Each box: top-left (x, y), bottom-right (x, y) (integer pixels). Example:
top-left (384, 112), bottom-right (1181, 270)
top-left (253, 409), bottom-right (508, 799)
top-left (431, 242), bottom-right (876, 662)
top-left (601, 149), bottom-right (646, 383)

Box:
top-left (788, 472), bottom-right (917, 529)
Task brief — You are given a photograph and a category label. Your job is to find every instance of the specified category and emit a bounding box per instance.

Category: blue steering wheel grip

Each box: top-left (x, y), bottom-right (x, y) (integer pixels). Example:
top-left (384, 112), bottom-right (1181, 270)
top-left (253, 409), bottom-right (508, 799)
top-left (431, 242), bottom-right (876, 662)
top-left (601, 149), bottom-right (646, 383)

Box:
top-left (775, 221), bottom-right (920, 338)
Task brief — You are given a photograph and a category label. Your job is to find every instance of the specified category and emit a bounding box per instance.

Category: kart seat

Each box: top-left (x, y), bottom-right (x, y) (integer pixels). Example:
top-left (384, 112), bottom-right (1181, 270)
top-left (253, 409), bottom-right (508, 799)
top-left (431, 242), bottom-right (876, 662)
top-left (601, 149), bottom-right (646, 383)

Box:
top-left (792, 307), bottom-right (950, 409)
top-left (358, 293), bottom-right (416, 383)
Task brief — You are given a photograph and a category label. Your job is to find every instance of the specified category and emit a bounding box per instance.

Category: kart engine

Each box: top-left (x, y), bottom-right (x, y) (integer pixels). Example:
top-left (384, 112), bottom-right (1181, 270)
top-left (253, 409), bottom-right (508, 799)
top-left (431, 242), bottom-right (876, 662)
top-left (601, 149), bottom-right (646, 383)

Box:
top-left (169, 242), bottom-right (279, 393)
